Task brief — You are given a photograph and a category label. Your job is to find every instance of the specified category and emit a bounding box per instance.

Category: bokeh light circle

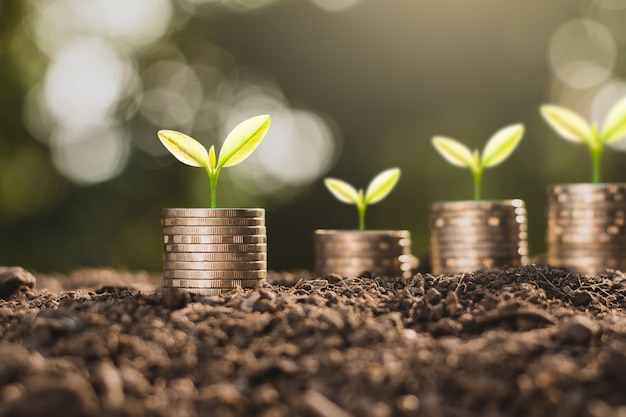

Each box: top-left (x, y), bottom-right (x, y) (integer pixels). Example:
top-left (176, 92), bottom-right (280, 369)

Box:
top-left (549, 19), bottom-right (617, 89)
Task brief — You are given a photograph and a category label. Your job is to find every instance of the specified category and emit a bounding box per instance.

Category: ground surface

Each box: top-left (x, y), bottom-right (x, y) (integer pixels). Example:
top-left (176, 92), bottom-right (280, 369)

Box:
top-left (1, 265), bottom-right (626, 417)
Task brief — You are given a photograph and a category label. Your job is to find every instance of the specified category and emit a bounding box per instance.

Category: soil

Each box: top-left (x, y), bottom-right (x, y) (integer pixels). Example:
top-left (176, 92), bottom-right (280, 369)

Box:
top-left (1, 264), bottom-right (626, 417)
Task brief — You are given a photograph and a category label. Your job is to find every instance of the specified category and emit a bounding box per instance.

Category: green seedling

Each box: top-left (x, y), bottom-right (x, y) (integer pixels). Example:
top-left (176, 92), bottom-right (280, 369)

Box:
top-left (324, 168), bottom-right (401, 231)
top-left (158, 114), bottom-right (271, 208)
top-left (432, 124), bottom-right (524, 201)
top-left (540, 97), bottom-right (626, 183)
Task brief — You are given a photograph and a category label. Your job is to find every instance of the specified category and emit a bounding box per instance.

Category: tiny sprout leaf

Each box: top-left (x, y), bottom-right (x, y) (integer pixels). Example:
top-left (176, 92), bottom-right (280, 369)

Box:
top-left (481, 124), bottom-right (524, 168)
top-left (602, 97), bottom-right (626, 144)
top-left (208, 145), bottom-right (217, 171)
top-left (324, 178), bottom-right (360, 205)
top-left (540, 105), bottom-right (592, 144)
top-left (432, 136), bottom-right (474, 168)
top-left (365, 168), bottom-right (401, 205)
top-left (157, 130), bottom-right (209, 168)
top-left (218, 114), bottom-right (271, 168)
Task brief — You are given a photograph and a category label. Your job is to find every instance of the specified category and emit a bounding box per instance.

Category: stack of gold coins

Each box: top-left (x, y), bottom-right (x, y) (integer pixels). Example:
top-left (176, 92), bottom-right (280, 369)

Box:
top-left (162, 208), bottom-right (267, 295)
top-left (547, 184), bottom-right (626, 275)
top-left (430, 199), bottom-right (528, 274)
top-left (313, 230), bottom-right (415, 278)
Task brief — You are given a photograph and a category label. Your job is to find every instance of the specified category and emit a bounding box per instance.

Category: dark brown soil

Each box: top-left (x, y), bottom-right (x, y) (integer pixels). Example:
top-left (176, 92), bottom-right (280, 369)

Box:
top-left (2, 265), bottom-right (626, 417)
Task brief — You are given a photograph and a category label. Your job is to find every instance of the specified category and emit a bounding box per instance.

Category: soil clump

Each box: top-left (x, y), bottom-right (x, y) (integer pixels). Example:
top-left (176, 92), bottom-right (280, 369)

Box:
top-left (1, 265), bottom-right (626, 417)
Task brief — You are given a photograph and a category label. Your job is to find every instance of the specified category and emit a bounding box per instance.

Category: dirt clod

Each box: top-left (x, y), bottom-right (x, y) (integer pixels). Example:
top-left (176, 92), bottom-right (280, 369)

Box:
top-left (1, 264), bottom-right (626, 416)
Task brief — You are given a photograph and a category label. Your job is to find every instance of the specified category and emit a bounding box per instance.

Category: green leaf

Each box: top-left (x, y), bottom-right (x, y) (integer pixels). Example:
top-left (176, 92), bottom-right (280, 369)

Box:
top-left (540, 104), bottom-right (592, 144)
top-left (157, 130), bottom-right (209, 168)
top-left (218, 114), bottom-right (271, 168)
top-left (602, 96), bottom-right (626, 144)
top-left (208, 145), bottom-right (217, 172)
top-left (365, 168), bottom-right (401, 204)
top-left (481, 124), bottom-right (524, 168)
top-left (324, 178), bottom-right (360, 205)
top-left (432, 136), bottom-right (474, 168)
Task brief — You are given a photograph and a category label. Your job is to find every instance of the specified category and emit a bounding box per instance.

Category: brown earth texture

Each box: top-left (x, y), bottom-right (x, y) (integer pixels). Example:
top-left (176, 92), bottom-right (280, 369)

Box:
top-left (1, 264), bottom-right (626, 417)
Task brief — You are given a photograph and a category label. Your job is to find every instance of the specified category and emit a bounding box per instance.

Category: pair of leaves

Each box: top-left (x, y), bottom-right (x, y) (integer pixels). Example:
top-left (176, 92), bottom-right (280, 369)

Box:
top-left (432, 124), bottom-right (524, 171)
top-left (540, 97), bottom-right (626, 146)
top-left (324, 168), bottom-right (401, 207)
top-left (157, 114), bottom-right (271, 174)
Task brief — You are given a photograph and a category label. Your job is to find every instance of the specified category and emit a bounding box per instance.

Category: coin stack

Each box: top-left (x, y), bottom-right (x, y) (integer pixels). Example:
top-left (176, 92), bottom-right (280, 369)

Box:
top-left (547, 184), bottom-right (626, 275)
top-left (430, 199), bottom-right (528, 274)
top-left (162, 208), bottom-right (267, 295)
top-left (313, 230), bottom-right (415, 278)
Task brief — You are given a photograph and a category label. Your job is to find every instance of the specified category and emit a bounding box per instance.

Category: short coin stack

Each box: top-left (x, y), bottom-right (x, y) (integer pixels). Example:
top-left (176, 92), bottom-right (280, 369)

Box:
top-left (430, 199), bottom-right (528, 274)
top-left (162, 208), bottom-right (267, 295)
top-left (547, 184), bottom-right (626, 275)
top-left (313, 230), bottom-right (415, 278)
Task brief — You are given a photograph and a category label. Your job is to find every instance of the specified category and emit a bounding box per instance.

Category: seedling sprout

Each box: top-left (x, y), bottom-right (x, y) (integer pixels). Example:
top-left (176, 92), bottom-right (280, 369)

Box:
top-left (324, 168), bottom-right (401, 231)
top-left (158, 115), bottom-right (271, 208)
top-left (540, 97), bottom-right (626, 183)
top-left (432, 124), bottom-right (524, 201)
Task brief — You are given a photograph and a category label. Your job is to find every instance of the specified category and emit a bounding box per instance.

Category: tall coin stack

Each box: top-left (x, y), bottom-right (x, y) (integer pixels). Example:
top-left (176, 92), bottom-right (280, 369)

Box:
top-left (547, 184), bottom-right (626, 275)
top-left (313, 230), bottom-right (415, 278)
top-left (430, 199), bottom-right (528, 274)
top-left (162, 208), bottom-right (267, 295)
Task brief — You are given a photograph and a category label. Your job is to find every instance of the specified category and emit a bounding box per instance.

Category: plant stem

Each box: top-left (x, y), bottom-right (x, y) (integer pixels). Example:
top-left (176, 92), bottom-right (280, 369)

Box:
top-left (473, 169), bottom-right (482, 201)
top-left (357, 205), bottom-right (366, 231)
top-left (208, 171), bottom-right (219, 209)
top-left (591, 146), bottom-right (603, 184)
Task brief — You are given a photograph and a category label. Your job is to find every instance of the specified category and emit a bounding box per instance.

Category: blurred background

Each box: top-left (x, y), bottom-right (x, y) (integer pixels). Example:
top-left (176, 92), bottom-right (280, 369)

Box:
top-left (1, 0), bottom-right (626, 273)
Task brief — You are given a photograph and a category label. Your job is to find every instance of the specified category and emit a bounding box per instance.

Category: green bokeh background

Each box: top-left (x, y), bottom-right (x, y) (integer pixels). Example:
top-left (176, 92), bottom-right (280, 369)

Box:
top-left (1, 0), bottom-right (625, 273)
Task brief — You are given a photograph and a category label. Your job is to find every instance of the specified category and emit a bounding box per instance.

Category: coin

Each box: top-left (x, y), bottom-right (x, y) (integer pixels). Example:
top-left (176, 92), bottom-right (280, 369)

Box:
top-left (162, 217), bottom-right (265, 227)
top-left (315, 257), bottom-right (402, 268)
top-left (314, 230), bottom-right (410, 239)
top-left (163, 260), bottom-right (266, 271)
top-left (546, 184), bottom-right (626, 275)
top-left (164, 243), bottom-right (267, 253)
top-left (163, 269), bottom-right (267, 279)
top-left (162, 226), bottom-right (266, 236)
top-left (163, 234), bottom-right (266, 245)
top-left (162, 278), bottom-right (264, 288)
top-left (313, 229), bottom-right (414, 278)
top-left (162, 208), bottom-right (264, 218)
top-left (162, 287), bottom-right (265, 295)
top-left (429, 200), bottom-right (527, 274)
top-left (163, 252), bottom-right (267, 262)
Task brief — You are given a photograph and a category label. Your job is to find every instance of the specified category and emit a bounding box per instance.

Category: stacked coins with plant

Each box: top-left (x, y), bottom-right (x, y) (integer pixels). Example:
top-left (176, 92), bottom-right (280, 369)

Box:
top-left (541, 97), bottom-right (626, 275)
top-left (157, 115), bottom-right (271, 294)
top-left (161, 208), bottom-right (266, 294)
top-left (315, 168), bottom-right (416, 278)
top-left (430, 124), bottom-right (527, 274)
top-left (430, 199), bottom-right (528, 273)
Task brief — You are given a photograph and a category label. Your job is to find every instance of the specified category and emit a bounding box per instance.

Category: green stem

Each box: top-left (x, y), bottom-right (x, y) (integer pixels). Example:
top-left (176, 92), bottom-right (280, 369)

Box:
top-left (472, 169), bottom-right (482, 201)
top-left (208, 170), bottom-right (219, 209)
top-left (591, 146), bottom-right (603, 184)
top-left (357, 204), bottom-right (366, 231)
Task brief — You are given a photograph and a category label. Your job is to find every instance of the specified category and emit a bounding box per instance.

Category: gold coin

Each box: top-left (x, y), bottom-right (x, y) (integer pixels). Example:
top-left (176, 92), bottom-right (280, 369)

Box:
top-left (163, 243), bottom-right (267, 253)
top-left (163, 269), bottom-right (267, 279)
top-left (163, 235), bottom-right (266, 244)
top-left (313, 230), bottom-right (410, 239)
top-left (162, 278), bottom-right (264, 288)
top-left (163, 260), bottom-right (266, 271)
top-left (162, 208), bottom-right (264, 218)
top-left (164, 252), bottom-right (267, 262)
top-left (162, 217), bottom-right (265, 227)
top-left (162, 226), bottom-right (266, 236)
top-left (315, 257), bottom-right (402, 268)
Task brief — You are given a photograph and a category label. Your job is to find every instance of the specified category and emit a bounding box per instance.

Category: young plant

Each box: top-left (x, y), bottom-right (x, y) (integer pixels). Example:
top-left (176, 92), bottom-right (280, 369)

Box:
top-left (432, 124), bottom-right (524, 201)
top-left (157, 114), bottom-right (271, 208)
top-left (540, 97), bottom-right (626, 183)
top-left (324, 168), bottom-right (401, 231)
